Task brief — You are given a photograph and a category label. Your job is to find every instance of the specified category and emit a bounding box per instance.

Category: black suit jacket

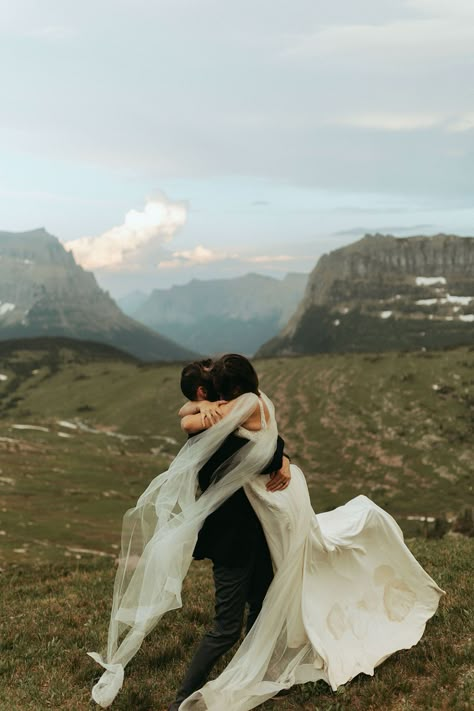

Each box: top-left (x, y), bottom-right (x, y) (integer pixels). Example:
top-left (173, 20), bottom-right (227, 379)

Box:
top-left (193, 433), bottom-right (285, 567)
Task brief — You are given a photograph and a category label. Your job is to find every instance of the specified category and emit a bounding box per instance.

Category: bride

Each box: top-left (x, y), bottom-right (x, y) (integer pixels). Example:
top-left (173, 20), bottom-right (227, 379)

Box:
top-left (88, 354), bottom-right (444, 710)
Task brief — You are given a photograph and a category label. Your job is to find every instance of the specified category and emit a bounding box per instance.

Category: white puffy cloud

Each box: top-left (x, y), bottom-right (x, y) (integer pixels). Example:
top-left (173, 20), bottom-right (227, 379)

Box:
top-left (159, 245), bottom-right (238, 269)
top-left (64, 195), bottom-right (187, 270)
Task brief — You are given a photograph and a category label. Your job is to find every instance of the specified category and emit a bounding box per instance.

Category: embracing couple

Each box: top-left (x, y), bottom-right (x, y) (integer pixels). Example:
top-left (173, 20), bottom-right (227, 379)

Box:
top-left (89, 354), bottom-right (444, 711)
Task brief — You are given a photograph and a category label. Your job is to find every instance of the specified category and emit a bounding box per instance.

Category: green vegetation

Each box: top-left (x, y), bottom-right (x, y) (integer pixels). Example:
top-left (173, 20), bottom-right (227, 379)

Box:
top-left (0, 339), bottom-right (472, 709)
top-left (261, 305), bottom-right (474, 355)
top-left (0, 341), bottom-right (473, 566)
top-left (256, 349), bottom-right (474, 533)
top-left (0, 539), bottom-right (472, 710)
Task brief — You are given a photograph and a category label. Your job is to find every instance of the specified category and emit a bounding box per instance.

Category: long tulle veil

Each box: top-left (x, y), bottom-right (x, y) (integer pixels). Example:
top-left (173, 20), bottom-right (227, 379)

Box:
top-left (88, 391), bottom-right (278, 708)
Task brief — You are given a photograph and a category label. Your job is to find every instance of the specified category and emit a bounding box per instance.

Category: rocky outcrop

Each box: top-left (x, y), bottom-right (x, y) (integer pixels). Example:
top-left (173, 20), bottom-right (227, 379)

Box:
top-left (0, 228), bottom-right (197, 361)
top-left (258, 234), bottom-right (474, 356)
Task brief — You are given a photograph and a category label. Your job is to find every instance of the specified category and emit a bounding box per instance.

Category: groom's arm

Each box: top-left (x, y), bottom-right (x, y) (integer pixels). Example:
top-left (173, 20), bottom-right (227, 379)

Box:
top-left (197, 434), bottom-right (287, 492)
top-left (266, 455), bottom-right (291, 492)
top-left (263, 436), bottom-right (292, 492)
top-left (178, 401), bottom-right (200, 417)
top-left (260, 435), bottom-right (285, 475)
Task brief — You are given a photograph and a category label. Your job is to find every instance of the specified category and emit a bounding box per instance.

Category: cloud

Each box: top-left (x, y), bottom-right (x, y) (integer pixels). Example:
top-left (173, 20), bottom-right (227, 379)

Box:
top-left (446, 113), bottom-right (474, 132)
top-left (2, 0), bottom-right (474, 208)
top-left (407, 0), bottom-right (474, 18)
top-left (246, 255), bottom-right (300, 264)
top-left (283, 4), bottom-right (474, 64)
top-left (64, 195), bottom-right (187, 270)
top-left (330, 112), bottom-right (474, 133)
top-left (159, 247), bottom-right (307, 270)
top-left (159, 245), bottom-right (238, 269)
top-left (331, 113), bottom-right (443, 132)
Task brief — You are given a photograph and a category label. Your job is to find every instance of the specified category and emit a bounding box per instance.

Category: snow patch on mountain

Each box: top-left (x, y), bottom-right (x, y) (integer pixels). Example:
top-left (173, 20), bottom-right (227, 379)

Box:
top-left (416, 295), bottom-right (473, 306)
top-left (416, 276), bottom-right (447, 286)
top-left (0, 302), bottom-right (15, 315)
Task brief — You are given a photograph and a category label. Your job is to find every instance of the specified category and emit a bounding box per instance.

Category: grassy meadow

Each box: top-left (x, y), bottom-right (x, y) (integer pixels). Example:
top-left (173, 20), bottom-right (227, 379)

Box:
top-left (0, 340), bottom-right (473, 710)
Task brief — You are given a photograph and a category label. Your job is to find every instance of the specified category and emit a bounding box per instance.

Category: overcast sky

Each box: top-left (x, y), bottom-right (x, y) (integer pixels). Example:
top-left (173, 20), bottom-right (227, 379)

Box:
top-left (1, 0), bottom-right (473, 296)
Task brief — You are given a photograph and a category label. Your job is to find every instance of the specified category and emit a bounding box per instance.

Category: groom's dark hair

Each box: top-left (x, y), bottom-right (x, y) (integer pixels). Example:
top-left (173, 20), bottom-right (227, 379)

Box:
top-left (212, 354), bottom-right (259, 400)
top-left (180, 359), bottom-right (218, 401)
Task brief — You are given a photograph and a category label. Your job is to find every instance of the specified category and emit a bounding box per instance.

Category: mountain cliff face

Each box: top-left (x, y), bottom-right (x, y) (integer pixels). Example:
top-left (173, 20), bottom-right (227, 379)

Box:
top-left (125, 272), bottom-right (308, 356)
top-left (0, 228), bottom-right (196, 361)
top-left (258, 234), bottom-right (474, 355)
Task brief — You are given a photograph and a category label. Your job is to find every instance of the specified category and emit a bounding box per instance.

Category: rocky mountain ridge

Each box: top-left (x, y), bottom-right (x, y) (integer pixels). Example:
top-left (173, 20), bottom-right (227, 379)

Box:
top-left (0, 229), bottom-right (196, 361)
top-left (258, 234), bottom-right (474, 355)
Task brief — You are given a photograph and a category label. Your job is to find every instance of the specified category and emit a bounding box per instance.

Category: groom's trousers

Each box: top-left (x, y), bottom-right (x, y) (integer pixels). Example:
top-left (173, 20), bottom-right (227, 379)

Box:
top-left (172, 544), bottom-right (274, 708)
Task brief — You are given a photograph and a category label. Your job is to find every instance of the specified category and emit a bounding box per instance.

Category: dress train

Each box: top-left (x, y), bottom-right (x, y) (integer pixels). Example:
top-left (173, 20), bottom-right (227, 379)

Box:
top-left (181, 463), bottom-right (443, 710)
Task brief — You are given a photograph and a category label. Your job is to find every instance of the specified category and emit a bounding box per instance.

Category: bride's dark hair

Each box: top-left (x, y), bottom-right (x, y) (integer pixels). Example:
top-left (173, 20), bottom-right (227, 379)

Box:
top-left (212, 354), bottom-right (259, 400)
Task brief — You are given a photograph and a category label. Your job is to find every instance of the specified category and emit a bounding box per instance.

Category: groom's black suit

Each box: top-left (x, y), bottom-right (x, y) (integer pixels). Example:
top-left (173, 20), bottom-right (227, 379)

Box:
top-left (171, 432), bottom-right (285, 709)
top-left (193, 433), bottom-right (285, 565)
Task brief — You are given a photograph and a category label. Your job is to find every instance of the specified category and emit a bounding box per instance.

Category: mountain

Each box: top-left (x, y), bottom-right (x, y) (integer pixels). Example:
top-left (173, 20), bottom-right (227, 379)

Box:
top-left (117, 290), bottom-right (149, 316)
top-left (258, 233), bottom-right (474, 356)
top-left (0, 228), bottom-right (197, 361)
top-left (129, 272), bottom-right (308, 356)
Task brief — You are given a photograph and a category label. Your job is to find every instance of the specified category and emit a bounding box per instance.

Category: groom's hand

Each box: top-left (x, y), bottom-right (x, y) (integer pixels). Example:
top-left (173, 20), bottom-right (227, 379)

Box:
top-left (266, 455), bottom-right (291, 492)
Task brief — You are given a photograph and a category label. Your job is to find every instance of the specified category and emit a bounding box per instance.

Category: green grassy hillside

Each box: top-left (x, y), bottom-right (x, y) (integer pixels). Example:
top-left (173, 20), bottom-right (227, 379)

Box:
top-left (0, 341), bottom-right (472, 565)
top-left (0, 339), bottom-right (472, 710)
top-left (0, 539), bottom-right (472, 711)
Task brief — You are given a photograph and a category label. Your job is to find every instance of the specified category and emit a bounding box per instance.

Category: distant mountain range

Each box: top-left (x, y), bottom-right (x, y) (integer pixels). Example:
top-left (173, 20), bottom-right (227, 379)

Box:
top-left (119, 273), bottom-right (308, 356)
top-left (116, 289), bottom-right (149, 316)
top-left (258, 233), bottom-right (474, 356)
top-left (0, 229), bottom-right (196, 362)
top-left (4, 228), bottom-right (472, 363)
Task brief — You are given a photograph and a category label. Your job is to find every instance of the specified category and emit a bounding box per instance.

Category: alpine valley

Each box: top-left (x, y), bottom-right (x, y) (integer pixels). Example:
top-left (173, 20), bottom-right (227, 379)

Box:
top-left (120, 272), bottom-right (308, 356)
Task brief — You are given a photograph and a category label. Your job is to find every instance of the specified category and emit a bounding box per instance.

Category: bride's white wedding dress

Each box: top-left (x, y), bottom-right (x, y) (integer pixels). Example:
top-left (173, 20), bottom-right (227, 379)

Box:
top-left (89, 392), bottom-right (443, 710)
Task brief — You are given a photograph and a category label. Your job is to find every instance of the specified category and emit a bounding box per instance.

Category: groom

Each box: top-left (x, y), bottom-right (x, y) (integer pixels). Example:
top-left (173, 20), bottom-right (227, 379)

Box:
top-left (168, 359), bottom-right (290, 711)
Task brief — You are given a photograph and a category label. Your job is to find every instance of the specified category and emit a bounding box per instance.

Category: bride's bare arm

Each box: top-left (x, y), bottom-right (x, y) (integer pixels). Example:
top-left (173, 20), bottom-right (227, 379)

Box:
top-left (179, 400), bottom-right (228, 419)
top-left (181, 399), bottom-right (238, 434)
top-left (181, 400), bottom-right (229, 432)
top-left (178, 401), bottom-right (201, 417)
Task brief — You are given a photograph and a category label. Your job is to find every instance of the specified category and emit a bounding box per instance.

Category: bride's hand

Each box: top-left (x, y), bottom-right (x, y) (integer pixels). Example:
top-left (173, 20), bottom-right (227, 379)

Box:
top-left (199, 400), bottom-right (227, 428)
top-left (266, 456), bottom-right (291, 492)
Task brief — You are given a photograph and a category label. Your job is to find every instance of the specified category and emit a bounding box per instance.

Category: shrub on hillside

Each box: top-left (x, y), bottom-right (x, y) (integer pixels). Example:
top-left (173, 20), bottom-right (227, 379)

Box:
top-left (452, 507), bottom-right (474, 537)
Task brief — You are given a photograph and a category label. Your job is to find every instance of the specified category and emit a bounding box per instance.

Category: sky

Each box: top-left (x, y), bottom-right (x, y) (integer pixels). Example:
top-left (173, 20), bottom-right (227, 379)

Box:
top-left (1, 0), bottom-right (473, 296)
